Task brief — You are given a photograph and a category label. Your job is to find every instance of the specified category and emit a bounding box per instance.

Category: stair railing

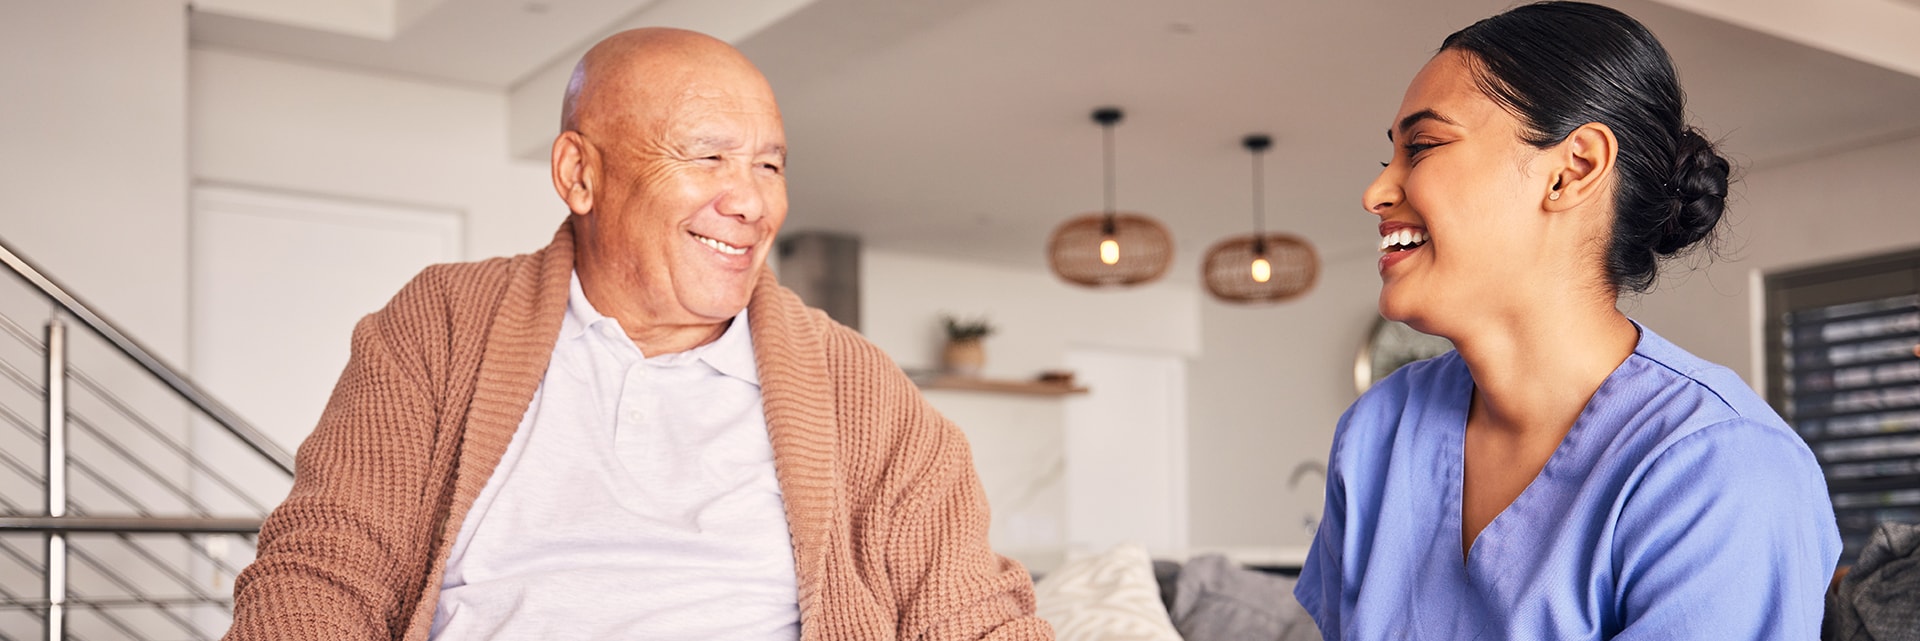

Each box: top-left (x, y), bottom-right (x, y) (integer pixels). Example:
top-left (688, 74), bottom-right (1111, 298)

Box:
top-left (0, 236), bottom-right (296, 641)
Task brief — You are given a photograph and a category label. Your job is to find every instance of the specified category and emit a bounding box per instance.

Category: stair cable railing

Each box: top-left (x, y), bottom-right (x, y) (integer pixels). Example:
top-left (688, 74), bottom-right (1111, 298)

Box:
top-left (0, 236), bottom-right (296, 641)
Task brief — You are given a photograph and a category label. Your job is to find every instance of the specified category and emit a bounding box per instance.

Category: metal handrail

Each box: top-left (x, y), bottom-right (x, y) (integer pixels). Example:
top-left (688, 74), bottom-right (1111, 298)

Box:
top-left (0, 517), bottom-right (262, 535)
top-left (0, 236), bottom-right (293, 475)
top-left (0, 314), bottom-right (276, 513)
top-left (5, 596), bottom-right (234, 610)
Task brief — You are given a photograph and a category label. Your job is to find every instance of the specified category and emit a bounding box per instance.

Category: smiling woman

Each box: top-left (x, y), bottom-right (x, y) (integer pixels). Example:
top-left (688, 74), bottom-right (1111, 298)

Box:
top-left (1293, 3), bottom-right (1841, 640)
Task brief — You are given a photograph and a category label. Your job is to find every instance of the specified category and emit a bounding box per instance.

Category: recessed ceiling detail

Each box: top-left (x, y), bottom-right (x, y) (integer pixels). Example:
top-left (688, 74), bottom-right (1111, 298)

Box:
top-left (187, 0), bottom-right (765, 88)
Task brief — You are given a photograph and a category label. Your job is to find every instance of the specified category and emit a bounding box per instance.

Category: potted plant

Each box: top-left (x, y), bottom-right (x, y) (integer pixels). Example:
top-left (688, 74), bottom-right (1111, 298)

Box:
top-left (940, 313), bottom-right (994, 378)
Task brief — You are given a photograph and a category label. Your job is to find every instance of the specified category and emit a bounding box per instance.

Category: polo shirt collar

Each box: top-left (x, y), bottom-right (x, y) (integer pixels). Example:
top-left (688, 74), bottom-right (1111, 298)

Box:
top-left (562, 271), bottom-right (759, 385)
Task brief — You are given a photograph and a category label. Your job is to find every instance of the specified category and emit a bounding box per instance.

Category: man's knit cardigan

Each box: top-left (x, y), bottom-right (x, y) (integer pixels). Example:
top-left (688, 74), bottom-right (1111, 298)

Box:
top-left (224, 220), bottom-right (1050, 641)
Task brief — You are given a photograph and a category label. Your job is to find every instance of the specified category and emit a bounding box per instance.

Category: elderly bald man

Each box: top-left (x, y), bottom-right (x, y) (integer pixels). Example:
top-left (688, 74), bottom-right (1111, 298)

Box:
top-left (225, 29), bottom-right (1051, 641)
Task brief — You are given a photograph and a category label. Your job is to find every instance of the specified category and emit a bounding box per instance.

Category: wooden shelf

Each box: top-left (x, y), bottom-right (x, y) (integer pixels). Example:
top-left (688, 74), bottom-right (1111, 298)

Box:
top-left (916, 375), bottom-right (1088, 396)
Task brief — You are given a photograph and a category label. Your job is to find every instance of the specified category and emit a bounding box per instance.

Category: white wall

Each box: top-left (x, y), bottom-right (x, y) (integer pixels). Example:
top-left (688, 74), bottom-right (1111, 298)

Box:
top-left (1187, 250), bottom-right (1380, 549)
top-left (1063, 348), bottom-right (1189, 557)
top-left (1, 0), bottom-right (190, 362)
top-left (856, 248), bottom-right (1200, 568)
top-left (860, 249), bottom-right (1202, 376)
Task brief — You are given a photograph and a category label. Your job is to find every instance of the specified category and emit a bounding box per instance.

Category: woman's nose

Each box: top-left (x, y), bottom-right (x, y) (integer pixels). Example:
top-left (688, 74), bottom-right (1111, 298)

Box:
top-left (1362, 166), bottom-right (1403, 217)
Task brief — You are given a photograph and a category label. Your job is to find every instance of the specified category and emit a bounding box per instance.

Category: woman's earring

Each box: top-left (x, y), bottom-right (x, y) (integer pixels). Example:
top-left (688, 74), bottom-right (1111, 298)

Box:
top-left (1549, 190), bottom-right (1561, 201)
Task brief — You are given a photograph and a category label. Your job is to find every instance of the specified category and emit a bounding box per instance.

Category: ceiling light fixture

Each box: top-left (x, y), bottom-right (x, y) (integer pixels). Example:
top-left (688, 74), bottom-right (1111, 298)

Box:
top-left (1202, 134), bottom-right (1318, 303)
top-left (1047, 107), bottom-right (1174, 288)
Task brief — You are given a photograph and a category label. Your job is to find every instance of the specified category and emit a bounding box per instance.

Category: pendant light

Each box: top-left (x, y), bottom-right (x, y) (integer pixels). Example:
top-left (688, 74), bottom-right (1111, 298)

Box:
top-left (1047, 107), bottom-right (1174, 287)
top-left (1202, 134), bottom-right (1318, 303)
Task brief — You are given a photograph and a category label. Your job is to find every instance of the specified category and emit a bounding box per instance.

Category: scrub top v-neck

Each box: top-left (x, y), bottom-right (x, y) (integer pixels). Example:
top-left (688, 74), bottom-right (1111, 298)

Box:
top-left (1295, 322), bottom-right (1840, 641)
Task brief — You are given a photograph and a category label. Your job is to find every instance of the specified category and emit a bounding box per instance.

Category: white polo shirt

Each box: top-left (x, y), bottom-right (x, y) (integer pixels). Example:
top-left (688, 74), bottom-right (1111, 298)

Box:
top-left (430, 272), bottom-right (800, 640)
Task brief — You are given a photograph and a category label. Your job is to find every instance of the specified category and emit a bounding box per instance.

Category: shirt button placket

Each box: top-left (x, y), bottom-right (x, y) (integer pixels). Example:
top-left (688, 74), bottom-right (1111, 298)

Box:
top-left (620, 362), bottom-right (648, 429)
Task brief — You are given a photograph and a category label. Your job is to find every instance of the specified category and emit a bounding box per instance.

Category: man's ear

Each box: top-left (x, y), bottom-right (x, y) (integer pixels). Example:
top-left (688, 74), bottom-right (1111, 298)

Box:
top-left (1544, 122), bottom-right (1616, 212)
top-left (551, 131), bottom-right (596, 216)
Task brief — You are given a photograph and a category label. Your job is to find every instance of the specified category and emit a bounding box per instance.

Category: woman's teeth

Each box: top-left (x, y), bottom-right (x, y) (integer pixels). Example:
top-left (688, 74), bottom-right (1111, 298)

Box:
top-left (694, 233), bottom-right (749, 256)
top-left (1379, 229), bottom-right (1430, 253)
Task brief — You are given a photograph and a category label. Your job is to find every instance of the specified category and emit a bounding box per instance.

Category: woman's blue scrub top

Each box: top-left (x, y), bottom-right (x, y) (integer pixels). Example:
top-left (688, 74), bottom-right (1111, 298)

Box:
top-left (1295, 323), bottom-right (1840, 640)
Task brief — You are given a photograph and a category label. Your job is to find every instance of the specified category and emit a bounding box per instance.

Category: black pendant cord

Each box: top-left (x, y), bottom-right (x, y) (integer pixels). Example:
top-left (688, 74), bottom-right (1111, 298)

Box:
top-left (1095, 108), bottom-right (1124, 235)
top-left (1244, 134), bottom-right (1272, 256)
top-left (1103, 122), bottom-right (1117, 218)
top-left (1251, 148), bottom-right (1266, 254)
top-left (1101, 119), bottom-right (1118, 235)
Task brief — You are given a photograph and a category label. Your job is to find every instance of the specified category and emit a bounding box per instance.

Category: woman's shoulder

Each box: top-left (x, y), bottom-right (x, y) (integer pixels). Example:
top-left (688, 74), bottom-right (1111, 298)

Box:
top-left (1617, 323), bottom-right (1797, 446)
top-left (1333, 351), bottom-right (1468, 454)
top-left (1613, 411), bottom-right (1834, 556)
top-left (1347, 351), bottom-right (1467, 421)
top-left (1611, 324), bottom-right (1825, 500)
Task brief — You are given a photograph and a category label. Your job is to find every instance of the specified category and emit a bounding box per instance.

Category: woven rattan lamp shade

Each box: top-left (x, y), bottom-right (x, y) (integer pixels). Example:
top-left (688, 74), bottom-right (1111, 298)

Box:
top-left (1203, 133), bottom-right (1319, 303)
top-left (1048, 212), bottom-right (1174, 287)
top-left (1202, 233), bottom-right (1318, 302)
top-left (1047, 107), bottom-right (1175, 288)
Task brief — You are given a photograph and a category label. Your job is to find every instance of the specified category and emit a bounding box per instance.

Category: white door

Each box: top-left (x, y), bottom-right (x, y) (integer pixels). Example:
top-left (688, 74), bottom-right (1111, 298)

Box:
top-left (189, 185), bottom-right (461, 498)
top-left (1063, 348), bottom-right (1188, 556)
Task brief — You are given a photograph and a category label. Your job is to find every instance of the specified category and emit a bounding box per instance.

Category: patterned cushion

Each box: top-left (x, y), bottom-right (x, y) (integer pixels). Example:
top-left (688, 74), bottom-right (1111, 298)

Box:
top-left (1034, 544), bottom-right (1184, 641)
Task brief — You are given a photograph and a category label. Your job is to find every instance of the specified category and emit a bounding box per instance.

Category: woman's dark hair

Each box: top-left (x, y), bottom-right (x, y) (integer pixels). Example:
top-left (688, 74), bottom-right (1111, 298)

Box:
top-left (1441, 1), bottom-right (1729, 293)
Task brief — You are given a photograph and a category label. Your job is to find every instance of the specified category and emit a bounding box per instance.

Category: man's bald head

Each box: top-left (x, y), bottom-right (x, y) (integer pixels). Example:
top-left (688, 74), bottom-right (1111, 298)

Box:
top-left (560, 27), bottom-right (770, 133)
top-left (549, 26), bottom-right (788, 356)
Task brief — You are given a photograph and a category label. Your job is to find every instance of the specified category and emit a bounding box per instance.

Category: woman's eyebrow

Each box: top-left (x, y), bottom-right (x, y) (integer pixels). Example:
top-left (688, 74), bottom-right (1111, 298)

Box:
top-left (1388, 108), bottom-right (1460, 142)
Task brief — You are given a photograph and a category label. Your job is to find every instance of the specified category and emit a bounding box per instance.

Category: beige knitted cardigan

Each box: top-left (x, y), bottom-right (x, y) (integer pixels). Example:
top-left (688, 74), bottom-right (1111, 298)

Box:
top-left (225, 220), bottom-right (1049, 641)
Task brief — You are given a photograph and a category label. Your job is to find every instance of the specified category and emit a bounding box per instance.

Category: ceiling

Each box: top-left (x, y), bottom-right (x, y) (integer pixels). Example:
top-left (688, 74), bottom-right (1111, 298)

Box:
top-left (191, 0), bottom-right (666, 87)
top-left (189, 0), bottom-right (1920, 272)
top-left (752, 0), bottom-right (1920, 269)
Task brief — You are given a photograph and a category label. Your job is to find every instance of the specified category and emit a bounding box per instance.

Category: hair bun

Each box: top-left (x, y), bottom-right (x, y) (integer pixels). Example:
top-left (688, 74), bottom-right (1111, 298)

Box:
top-left (1655, 128), bottom-right (1730, 255)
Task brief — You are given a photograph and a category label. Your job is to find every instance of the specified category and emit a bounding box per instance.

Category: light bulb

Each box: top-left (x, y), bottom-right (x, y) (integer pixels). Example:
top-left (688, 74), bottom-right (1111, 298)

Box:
top-left (1251, 257), bottom-right (1272, 283)
top-left (1099, 238), bottom-right (1120, 265)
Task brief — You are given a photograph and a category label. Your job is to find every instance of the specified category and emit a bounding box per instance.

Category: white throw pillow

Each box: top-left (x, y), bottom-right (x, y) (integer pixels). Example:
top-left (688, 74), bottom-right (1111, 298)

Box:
top-left (1034, 544), bottom-right (1183, 641)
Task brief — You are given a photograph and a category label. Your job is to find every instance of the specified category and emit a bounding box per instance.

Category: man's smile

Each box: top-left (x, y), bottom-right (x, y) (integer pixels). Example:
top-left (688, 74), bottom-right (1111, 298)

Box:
top-left (690, 230), bottom-right (750, 256)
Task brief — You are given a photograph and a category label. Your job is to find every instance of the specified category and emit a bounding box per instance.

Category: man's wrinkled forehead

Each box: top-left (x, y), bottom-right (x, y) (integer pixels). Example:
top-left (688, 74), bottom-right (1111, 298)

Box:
top-left (593, 73), bottom-right (781, 143)
top-left (619, 78), bottom-right (770, 127)
top-left (564, 28), bottom-right (776, 131)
